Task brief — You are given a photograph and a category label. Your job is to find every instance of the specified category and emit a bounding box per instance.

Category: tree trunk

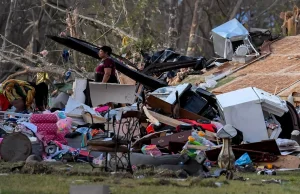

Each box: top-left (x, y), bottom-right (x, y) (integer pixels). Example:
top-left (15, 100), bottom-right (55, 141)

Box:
top-left (168, 0), bottom-right (178, 49)
top-left (66, 8), bottom-right (79, 68)
top-left (176, 0), bottom-right (186, 49)
top-left (72, 8), bottom-right (79, 68)
top-left (229, 0), bottom-right (243, 20)
top-left (32, 8), bottom-right (45, 55)
top-left (0, 0), bottom-right (16, 81)
top-left (1, 0), bottom-right (16, 52)
top-left (186, 0), bottom-right (202, 57)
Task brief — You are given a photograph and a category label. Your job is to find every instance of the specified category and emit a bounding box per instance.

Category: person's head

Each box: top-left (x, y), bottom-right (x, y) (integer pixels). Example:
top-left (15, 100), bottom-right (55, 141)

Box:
top-left (98, 46), bottom-right (112, 59)
top-left (11, 98), bottom-right (25, 112)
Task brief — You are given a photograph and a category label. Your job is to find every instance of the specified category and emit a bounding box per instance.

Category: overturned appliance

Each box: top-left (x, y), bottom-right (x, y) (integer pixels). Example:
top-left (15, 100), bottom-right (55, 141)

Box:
top-left (149, 83), bottom-right (219, 120)
top-left (216, 87), bottom-right (299, 143)
top-left (212, 19), bottom-right (260, 62)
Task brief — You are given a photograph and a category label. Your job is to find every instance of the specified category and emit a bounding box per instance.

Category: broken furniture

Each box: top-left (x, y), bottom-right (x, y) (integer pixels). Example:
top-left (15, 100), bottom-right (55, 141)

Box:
top-left (147, 94), bottom-right (209, 122)
top-left (216, 87), bottom-right (288, 143)
top-left (212, 18), bottom-right (259, 63)
top-left (151, 130), bottom-right (192, 148)
top-left (205, 139), bottom-right (280, 162)
top-left (148, 84), bottom-right (218, 120)
top-left (87, 111), bottom-right (141, 173)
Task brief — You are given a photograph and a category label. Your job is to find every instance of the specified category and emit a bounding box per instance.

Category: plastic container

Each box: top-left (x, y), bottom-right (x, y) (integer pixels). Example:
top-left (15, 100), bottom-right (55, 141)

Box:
top-left (191, 131), bottom-right (215, 147)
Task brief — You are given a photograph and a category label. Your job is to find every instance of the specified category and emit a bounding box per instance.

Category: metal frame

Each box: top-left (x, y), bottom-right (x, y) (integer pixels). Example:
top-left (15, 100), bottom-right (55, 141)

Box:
top-left (88, 111), bottom-right (141, 174)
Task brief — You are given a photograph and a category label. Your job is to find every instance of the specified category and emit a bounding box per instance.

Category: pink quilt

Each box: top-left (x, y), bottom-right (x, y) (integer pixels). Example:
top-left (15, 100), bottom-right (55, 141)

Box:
top-left (30, 114), bottom-right (67, 144)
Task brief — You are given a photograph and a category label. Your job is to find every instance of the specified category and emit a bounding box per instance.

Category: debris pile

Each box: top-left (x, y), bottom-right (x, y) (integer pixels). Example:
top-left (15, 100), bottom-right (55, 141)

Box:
top-left (0, 18), bottom-right (300, 185)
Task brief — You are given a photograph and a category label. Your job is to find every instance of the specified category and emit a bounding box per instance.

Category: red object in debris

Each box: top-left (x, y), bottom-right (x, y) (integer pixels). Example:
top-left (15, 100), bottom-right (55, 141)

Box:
top-left (0, 94), bottom-right (10, 111)
top-left (146, 124), bottom-right (155, 134)
top-left (177, 119), bottom-right (216, 132)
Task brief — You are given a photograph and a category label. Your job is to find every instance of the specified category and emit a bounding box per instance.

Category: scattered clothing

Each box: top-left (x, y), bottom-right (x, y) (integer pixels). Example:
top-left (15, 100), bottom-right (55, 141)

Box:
top-left (0, 94), bottom-right (10, 111)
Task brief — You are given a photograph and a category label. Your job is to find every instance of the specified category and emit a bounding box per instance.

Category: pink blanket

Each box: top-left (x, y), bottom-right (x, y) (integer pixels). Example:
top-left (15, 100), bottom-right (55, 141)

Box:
top-left (30, 114), bottom-right (67, 144)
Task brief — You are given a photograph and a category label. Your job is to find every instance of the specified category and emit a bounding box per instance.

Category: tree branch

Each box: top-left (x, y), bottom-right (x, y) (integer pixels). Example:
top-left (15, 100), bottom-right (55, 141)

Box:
top-left (6, 69), bottom-right (29, 80)
top-left (1, 0), bottom-right (16, 53)
top-left (44, 1), bottom-right (138, 41)
top-left (250, 0), bottom-right (280, 21)
top-left (229, 0), bottom-right (243, 20)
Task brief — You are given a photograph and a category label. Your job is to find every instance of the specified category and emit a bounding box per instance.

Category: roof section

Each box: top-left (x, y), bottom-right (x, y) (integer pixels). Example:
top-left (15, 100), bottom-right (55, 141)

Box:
top-left (212, 35), bottom-right (300, 99)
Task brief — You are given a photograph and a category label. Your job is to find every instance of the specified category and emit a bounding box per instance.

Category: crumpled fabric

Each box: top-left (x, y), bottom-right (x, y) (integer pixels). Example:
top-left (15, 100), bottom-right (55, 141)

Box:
top-left (276, 138), bottom-right (299, 147)
top-left (2, 79), bottom-right (35, 110)
top-left (76, 127), bottom-right (92, 148)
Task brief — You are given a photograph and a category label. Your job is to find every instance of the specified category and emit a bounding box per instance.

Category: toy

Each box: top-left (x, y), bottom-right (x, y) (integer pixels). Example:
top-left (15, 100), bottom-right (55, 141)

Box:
top-left (198, 131), bottom-right (206, 137)
top-left (188, 136), bottom-right (202, 145)
top-left (56, 117), bottom-right (72, 134)
top-left (55, 111), bottom-right (67, 119)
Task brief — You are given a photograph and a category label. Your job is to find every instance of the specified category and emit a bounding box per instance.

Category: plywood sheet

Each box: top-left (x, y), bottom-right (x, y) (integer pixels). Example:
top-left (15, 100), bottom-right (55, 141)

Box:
top-left (89, 82), bottom-right (136, 105)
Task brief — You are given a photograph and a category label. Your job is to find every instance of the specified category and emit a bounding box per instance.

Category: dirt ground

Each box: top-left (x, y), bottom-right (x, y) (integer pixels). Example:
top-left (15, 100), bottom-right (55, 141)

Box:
top-left (0, 162), bottom-right (299, 194)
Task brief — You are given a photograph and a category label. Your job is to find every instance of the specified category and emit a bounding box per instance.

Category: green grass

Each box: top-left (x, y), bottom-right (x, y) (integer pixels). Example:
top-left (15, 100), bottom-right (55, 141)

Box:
top-left (212, 76), bottom-right (236, 90)
top-left (0, 162), bottom-right (300, 194)
top-left (179, 75), bottom-right (236, 92)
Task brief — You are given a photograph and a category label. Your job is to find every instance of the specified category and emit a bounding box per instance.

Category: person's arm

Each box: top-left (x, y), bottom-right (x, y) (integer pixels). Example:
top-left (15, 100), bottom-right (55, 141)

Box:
top-left (102, 68), bottom-right (112, 83)
top-left (51, 89), bottom-right (58, 97)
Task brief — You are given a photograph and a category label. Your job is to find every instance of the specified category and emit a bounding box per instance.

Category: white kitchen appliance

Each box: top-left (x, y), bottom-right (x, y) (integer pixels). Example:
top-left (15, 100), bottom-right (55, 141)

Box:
top-left (216, 87), bottom-right (288, 143)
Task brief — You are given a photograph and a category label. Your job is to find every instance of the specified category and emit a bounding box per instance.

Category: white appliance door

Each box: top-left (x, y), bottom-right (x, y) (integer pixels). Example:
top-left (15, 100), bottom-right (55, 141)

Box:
top-left (253, 87), bottom-right (288, 116)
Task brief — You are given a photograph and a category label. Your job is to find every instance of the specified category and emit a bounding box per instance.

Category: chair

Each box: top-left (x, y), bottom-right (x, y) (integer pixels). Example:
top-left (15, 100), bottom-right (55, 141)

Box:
top-left (87, 110), bottom-right (142, 173)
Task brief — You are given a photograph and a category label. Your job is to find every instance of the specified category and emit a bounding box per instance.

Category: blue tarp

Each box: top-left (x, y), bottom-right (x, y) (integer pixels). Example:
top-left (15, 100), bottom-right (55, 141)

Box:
top-left (212, 19), bottom-right (249, 39)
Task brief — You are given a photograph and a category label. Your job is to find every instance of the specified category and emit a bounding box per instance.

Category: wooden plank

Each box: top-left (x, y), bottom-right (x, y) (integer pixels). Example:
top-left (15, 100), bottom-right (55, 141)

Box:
top-left (257, 155), bottom-right (300, 169)
top-left (143, 106), bottom-right (160, 126)
top-left (147, 110), bottom-right (186, 127)
top-left (147, 95), bottom-right (209, 121)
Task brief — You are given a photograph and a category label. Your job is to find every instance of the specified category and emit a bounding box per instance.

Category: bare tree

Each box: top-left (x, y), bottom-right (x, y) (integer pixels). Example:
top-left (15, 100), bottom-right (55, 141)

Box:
top-left (186, 0), bottom-right (202, 57)
top-left (229, 0), bottom-right (243, 20)
top-left (168, 0), bottom-right (178, 49)
top-left (1, 0), bottom-right (16, 52)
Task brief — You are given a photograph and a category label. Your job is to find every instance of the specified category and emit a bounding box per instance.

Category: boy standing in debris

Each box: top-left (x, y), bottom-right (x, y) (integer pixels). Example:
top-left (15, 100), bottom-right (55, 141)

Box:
top-left (95, 46), bottom-right (118, 83)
